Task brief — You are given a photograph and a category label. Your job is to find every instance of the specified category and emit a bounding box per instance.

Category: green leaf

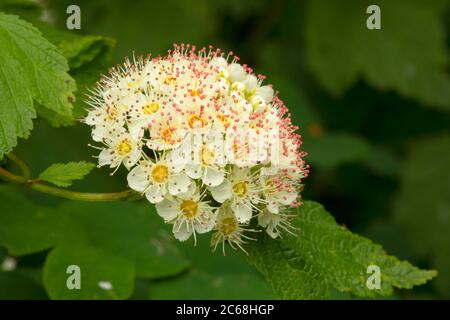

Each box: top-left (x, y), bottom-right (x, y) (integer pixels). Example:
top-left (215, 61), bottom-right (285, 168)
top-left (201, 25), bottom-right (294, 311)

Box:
top-left (0, 13), bottom-right (76, 157)
top-left (0, 187), bottom-right (191, 299)
top-left (305, 0), bottom-right (450, 110)
top-left (149, 269), bottom-right (273, 299)
top-left (0, 271), bottom-right (47, 299)
top-left (0, 0), bottom-right (42, 21)
top-left (394, 134), bottom-right (450, 296)
top-left (0, 186), bottom-right (61, 255)
top-left (39, 161), bottom-right (96, 188)
top-left (247, 232), bottom-right (330, 299)
top-left (37, 25), bottom-right (116, 125)
top-left (248, 201), bottom-right (436, 299)
top-left (149, 229), bottom-right (275, 299)
top-left (44, 244), bottom-right (134, 300)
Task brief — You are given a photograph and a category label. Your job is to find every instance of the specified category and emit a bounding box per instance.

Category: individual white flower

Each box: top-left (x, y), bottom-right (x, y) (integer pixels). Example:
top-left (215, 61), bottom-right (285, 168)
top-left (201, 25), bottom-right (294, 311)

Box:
top-left (146, 113), bottom-right (187, 151)
top-left (260, 172), bottom-right (298, 214)
top-left (185, 144), bottom-right (226, 187)
top-left (117, 58), bottom-right (146, 93)
top-left (258, 209), bottom-right (296, 239)
top-left (84, 102), bottom-right (127, 142)
top-left (210, 204), bottom-right (256, 255)
top-left (155, 185), bottom-right (216, 242)
top-left (180, 102), bottom-right (215, 133)
top-left (227, 63), bottom-right (246, 83)
top-left (256, 85), bottom-right (274, 103)
top-left (127, 91), bottom-right (164, 139)
top-left (97, 128), bottom-right (141, 171)
top-left (209, 167), bottom-right (263, 223)
top-left (127, 153), bottom-right (191, 203)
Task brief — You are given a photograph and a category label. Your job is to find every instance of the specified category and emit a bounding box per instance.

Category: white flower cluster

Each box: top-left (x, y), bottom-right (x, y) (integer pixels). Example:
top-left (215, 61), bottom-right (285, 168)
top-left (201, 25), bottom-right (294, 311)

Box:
top-left (84, 44), bottom-right (308, 254)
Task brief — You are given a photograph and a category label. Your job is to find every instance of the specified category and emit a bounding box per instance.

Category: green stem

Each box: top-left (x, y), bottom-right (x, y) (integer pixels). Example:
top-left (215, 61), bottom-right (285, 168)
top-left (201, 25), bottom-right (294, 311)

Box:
top-left (6, 153), bottom-right (31, 180)
top-left (0, 161), bottom-right (137, 202)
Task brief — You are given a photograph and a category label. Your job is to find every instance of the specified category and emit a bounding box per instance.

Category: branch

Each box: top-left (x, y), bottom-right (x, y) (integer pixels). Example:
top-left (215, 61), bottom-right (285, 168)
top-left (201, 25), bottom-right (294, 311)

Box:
top-left (0, 155), bottom-right (138, 202)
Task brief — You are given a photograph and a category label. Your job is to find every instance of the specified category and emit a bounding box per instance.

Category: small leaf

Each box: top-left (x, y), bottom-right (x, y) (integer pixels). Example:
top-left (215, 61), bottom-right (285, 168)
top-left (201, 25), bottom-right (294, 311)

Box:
top-left (39, 161), bottom-right (95, 188)
top-left (0, 13), bottom-right (76, 157)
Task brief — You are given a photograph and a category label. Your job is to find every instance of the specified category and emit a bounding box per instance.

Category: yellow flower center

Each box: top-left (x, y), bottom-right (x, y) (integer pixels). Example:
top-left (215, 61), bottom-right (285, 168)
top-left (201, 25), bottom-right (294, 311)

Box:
top-left (188, 114), bottom-right (206, 129)
top-left (190, 88), bottom-right (200, 97)
top-left (106, 106), bottom-right (118, 120)
top-left (180, 200), bottom-right (198, 219)
top-left (217, 113), bottom-right (230, 129)
top-left (233, 181), bottom-right (247, 197)
top-left (201, 148), bottom-right (215, 166)
top-left (127, 79), bottom-right (140, 88)
top-left (265, 179), bottom-right (277, 194)
top-left (143, 102), bottom-right (159, 115)
top-left (159, 127), bottom-right (176, 144)
top-left (151, 164), bottom-right (169, 183)
top-left (117, 139), bottom-right (132, 155)
top-left (164, 75), bottom-right (176, 84)
top-left (221, 217), bottom-right (237, 236)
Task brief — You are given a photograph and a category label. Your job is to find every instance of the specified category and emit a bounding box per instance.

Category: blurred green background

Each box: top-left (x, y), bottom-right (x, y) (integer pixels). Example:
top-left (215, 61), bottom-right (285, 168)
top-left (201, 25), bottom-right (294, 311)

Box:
top-left (0, 0), bottom-right (449, 299)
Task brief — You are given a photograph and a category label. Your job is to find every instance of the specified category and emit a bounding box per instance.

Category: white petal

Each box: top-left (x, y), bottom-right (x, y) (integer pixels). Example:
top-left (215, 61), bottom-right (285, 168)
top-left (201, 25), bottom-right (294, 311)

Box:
top-left (128, 120), bottom-right (146, 140)
top-left (244, 74), bottom-right (258, 93)
top-left (258, 210), bottom-right (272, 228)
top-left (98, 149), bottom-right (114, 167)
top-left (266, 225), bottom-right (279, 239)
top-left (279, 191), bottom-right (297, 205)
top-left (203, 167), bottom-right (225, 187)
top-left (231, 202), bottom-right (252, 223)
top-left (167, 152), bottom-right (186, 173)
top-left (155, 199), bottom-right (179, 221)
top-left (266, 199), bottom-right (279, 214)
top-left (124, 148), bottom-right (141, 170)
top-left (173, 221), bottom-right (193, 242)
top-left (195, 211), bottom-right (216, 234)
top-left (185, 163), bottom-right (202, 179)
top-left (256, 85), bottom-right (274, 103)
top-left (92, 126), bottom-right (107, 142)
top-left (228, 63), bottom-right (246, 82)
top-left (168, 173), bottom-right (191, 195)
top-left (145, 185), bottom-right (164, 203)
top-left (209, 180), bottom-right (232, 203)
top-left (85, 109), bottom-right (98, 126)
top-left (210, 57), bottom-right (228, 69)
top-left (127, 166), bottom-right (149, 192)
